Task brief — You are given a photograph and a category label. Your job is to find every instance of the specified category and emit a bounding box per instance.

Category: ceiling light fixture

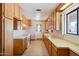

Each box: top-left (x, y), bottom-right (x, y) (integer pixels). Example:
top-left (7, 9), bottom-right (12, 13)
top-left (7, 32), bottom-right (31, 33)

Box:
top-left (60, 3), bottom-right (71, 10)
top-left (35, 9), bottom-right (42, 20)
top-left (36, 9), bottom-right (41, 11)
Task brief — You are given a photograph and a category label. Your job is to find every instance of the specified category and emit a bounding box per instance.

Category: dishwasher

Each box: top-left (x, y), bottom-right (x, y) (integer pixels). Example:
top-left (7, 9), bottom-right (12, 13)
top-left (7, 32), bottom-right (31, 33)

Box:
top-left (24, 34), bottom-right (30, 49)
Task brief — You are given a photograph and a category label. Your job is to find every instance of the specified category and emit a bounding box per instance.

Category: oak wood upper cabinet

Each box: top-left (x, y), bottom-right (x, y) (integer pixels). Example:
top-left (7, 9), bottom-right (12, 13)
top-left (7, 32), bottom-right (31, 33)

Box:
top-left (13, 18), bottom-right (18, 30)
top-left (14, 4), bottom-right (20, 19)
top-left (5, 3), bottom-right (14, 20)
top-left (13, 4), bottom-right (21, 30)
top-left (28, 20), bottom-right (32, 26)
top-left (19, 7), bottom-right (22, 20)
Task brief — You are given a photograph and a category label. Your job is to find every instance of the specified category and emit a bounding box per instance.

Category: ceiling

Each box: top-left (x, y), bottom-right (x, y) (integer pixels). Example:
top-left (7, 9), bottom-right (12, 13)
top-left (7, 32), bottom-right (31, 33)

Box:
top-left (19, 3), bottom-right (58, 20)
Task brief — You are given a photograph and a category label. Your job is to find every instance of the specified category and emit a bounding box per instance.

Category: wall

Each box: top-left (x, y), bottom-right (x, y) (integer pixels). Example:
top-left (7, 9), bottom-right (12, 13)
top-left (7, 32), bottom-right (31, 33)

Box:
top-left (29, 20), bottom-right (45, 39)
top-left (61, 4), bottom-right (79, 45)
top-left (61, 4), bottom-right (79, 35)
top-left (44, 5), bottom-right (64, 39)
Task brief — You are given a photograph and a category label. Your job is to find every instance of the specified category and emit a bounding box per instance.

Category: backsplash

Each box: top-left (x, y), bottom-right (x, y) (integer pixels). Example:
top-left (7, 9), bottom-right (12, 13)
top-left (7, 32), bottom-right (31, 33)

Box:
top-left (64, 34), bottom-right (79, 45)
top-left (50, 30), bottom-right (64, 39)
top-left (13, 30), bottom-right (28, 37)
top-left (50, 30), bottom-right (79, 45)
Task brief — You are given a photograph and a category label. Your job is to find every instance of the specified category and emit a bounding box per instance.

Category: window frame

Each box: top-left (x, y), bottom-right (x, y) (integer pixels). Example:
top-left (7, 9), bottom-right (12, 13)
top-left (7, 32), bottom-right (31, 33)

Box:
top-left (66, 7), bottom-right (79, 35)
top-left (36, 24), bottom-right (42, 32)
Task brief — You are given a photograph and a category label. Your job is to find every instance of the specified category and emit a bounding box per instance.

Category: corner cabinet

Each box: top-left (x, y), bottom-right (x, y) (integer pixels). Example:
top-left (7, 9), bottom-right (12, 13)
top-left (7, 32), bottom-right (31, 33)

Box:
top-left (5, 3), bottom-right (14, 20)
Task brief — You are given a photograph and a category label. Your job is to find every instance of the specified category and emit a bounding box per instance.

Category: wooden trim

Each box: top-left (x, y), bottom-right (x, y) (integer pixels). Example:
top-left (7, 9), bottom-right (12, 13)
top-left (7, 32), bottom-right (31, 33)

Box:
top-left (0, 3), bottom-right (2, 56)
top-left (4, 16), bottom-right (13, 20)
top-left (56, 3), bottom-right (65, 12)
top-left (62, 3), bottom-right (73, 11)
top-left (31, 39), bottom-right (42, 41)
top-left (55, 3), bottom-right (73, 12)
top-left (2, 3), bottom-right (5, 56)
top-left (66, 8), bottom-right (78, 35)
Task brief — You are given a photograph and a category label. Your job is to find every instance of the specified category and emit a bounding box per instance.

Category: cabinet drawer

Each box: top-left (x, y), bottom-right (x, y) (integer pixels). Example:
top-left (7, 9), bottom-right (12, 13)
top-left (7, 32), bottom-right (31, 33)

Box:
top-left (57, 48), bottom-right (69, 56)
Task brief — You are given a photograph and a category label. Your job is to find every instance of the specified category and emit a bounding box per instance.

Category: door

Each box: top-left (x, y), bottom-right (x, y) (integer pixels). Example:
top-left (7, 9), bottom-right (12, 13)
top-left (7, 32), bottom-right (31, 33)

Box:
top-left (35, 24), bottom-right (42, 39)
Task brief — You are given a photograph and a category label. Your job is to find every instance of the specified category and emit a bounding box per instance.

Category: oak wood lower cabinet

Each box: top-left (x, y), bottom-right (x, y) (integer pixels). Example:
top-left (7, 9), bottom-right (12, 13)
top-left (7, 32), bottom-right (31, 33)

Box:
top-left (48, 39), bottom-right (52, 56)
top-left (51, 43), bottom-right (57, 56)
top-left (43, 35), bottom-right (69, 56)
top-left (52, 43), bottom-right (69, 56)
top-left (13, 39), bottom-right (27, 56)
top-left (43, 34), bottom-right (79, 56)
top-left (56, 48), bottom-right (69, 56)
top-left (69, 50), bottom-right (79, 56)
top-left (43, 35), bottom-right (52, 56)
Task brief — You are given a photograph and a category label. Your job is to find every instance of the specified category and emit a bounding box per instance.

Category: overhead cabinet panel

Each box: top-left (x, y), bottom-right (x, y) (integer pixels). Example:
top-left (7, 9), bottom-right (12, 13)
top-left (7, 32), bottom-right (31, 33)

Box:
top-left (14, 4), bottom-right (20, 19)
top-left (19, 7), bottom-right (22, 20)
top-left (5, 3), bottom-right (14, 19)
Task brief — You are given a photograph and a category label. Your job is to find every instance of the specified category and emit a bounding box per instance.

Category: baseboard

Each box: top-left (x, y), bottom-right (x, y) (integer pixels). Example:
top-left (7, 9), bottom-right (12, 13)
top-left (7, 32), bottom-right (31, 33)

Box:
top-left (30, 38), bottom-right (43, 41)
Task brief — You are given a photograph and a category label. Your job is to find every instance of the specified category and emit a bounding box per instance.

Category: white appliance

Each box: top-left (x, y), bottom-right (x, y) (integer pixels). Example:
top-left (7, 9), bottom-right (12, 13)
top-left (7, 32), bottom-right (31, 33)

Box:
top-left (24, 34), bottom-right (30, 48)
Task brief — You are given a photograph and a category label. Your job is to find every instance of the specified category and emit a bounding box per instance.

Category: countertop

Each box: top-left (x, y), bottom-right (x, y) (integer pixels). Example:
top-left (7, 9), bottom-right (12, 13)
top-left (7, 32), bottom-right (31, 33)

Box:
top-left (44, 33), bottom-right (79, 55)
top-left (13, 34), bottom-right (30, 39)
top-left (13, 30), bottom-right (30, 39)
top-left (13, 35), bottom-right (26, 39)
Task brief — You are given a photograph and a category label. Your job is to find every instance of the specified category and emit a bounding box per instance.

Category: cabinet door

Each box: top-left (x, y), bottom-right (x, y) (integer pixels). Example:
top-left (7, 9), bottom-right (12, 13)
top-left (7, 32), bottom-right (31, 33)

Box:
top-left (5, 3), bottom-right (14, 19)
top-left (19, 7), bottom-right (22, 20)
top-left (48, 40), bottom-right (52, 56)
top-left (14, 4), bottom-right (20, 19)
top-left (52, 43), bottom-right (57, 56)
top-left (13, 39), bottom-right (24, 56)
top-left (13, 18), bottom-right (18, 30)
top-left (70, 50), bottom-right (78, 56)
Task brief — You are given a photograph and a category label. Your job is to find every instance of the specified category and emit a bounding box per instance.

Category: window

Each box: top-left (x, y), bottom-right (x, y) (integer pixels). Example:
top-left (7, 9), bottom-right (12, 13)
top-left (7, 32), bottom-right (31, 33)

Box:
top-left (36, 24), bottom-right (41, 32)
top-left (66, 8), bottom-right (79, 35)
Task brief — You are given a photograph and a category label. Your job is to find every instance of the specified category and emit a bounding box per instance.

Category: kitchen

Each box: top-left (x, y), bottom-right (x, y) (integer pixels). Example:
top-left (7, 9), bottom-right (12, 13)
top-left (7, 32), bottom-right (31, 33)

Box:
top-left (0, 3), bottom-right (79, 56)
